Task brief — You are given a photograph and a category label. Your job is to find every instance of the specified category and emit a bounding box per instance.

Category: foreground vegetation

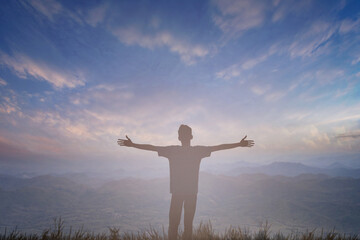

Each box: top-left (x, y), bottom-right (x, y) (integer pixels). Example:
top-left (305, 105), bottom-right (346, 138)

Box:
top-left (0, 219), bottom-right (358, 240)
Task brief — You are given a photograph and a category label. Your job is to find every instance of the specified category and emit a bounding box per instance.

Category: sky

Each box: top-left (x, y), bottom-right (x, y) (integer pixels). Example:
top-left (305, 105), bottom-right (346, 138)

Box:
top-left (0, 0), bottom-right (359, 174)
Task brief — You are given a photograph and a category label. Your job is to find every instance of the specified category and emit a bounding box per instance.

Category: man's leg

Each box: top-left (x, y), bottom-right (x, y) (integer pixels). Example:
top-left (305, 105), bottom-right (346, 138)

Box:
top-left (168, 194), bottom-right (184, 240)
top-left (183, 194), bottom-right (197, 240)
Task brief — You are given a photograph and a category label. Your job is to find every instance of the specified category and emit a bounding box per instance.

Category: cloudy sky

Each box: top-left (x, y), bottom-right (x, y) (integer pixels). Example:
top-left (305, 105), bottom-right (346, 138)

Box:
top-left (0, 0), bottom-right (359, 173)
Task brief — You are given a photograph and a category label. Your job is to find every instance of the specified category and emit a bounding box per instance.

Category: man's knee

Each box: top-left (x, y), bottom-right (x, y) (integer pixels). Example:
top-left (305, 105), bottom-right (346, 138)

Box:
top-left (184, 194), bottom-right (197, 216)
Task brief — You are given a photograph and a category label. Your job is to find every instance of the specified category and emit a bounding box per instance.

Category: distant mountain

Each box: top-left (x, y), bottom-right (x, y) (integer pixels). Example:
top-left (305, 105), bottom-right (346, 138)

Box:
top-left (0, 173), bottom-right (359, 234)
top-left (226, 161), bottom-right (360, 178)
top-left (0, 174), bottom-right (24, 190)
top-left (327, 162), bottom-right (350, 169)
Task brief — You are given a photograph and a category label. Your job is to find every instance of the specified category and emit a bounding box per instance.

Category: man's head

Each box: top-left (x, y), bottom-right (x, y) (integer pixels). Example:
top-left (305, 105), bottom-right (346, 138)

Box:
top-left (178, 124), bottom-right (193, 142)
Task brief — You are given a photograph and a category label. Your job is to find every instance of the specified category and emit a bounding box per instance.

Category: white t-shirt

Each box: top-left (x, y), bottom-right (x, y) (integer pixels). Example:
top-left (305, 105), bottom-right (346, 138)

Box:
top-left (158, 145), bottom-right (211, 195)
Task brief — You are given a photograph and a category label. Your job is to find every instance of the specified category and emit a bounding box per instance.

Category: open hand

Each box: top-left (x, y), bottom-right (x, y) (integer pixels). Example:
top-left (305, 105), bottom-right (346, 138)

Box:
top-left (239, 135), bottom-right (254, 147)
top-left (117, 135), bottom-right (134, 147)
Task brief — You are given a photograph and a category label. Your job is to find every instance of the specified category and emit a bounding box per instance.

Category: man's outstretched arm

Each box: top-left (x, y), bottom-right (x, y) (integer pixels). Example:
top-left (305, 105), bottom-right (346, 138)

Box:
top-left (208, 135), bottom-right (254, 153)
top-left (117, 135), bottom-right (161, 152)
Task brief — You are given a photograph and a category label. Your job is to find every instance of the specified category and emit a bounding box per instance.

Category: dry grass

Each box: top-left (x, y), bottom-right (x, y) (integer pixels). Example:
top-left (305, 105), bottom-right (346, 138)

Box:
top-left (0, 219), bottom-right (358, 240)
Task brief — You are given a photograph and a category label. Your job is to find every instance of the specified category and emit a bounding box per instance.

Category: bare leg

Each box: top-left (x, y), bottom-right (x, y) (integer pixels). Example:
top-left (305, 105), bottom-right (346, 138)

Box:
top-left (183, 194), bottom-right (197, 240)
top-left (168, 194), bottom-right (184, 240)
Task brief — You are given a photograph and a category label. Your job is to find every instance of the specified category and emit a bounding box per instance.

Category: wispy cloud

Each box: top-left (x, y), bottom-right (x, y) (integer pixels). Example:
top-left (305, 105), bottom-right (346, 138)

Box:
top-left (26, 0), bottom-right (62, 21)
top-left (23, 0), bottom-right (83, 25)
top-left (0, 88), bottom-right (22, 117)
top-left (251, 85), bottom-right (269, 95)
top-left (289, 21), bottom-right (337, 58)
top-left (288, 16), bottom-right (359, 59)
top-left (288, 68), bottom-right (348, 103)
top-left (336, 131), bottom-right (360, 139)
top-left (302, 125), bottom-right (331, 149)
top-left (339, 17), bottom-right (360, 34)
top-left (352, 56), bottom-right (360, 65)
top-left (24, 0), bottom-right (209, 66)
top-left (212, 0), bottom-right (266, 38)
top-left (0, 77), bottom-right (7, 86)
top-left (85, 3), bottom-right (108, 27)
top-left (314, 69), bottom-right (344, 85)
top-left (112, 26), bottom-right (209, 65)
top-left (212, 0), bottom-right (313, 39)
top-left (250, 85), bottom-right (286, 102)
top-left (271, 0), bottom-right (313, 23)
top-left (0, 96), bottom-right (19, 115)
top-left (264, 91), bottom-right (286, 102)
top-left (216, 45), bottom-right (277, 80)
top-left (0, 52), bottom-right (85, 89)
top-left (216, 64), bottom-right (242, 80)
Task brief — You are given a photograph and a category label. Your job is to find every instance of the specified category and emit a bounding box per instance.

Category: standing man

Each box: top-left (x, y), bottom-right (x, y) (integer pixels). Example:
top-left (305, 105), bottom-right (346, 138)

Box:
top-left (117, 124), bottom-right (254, 240)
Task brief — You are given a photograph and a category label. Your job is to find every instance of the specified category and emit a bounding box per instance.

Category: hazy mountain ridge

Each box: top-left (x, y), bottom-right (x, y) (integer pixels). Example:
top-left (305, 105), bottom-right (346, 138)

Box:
top-left (3, 161), bottom-right (360, 181)
top-left (0, 171), bottom-right (359, 234)
top-left (226, 161), bottom-right (360, 178)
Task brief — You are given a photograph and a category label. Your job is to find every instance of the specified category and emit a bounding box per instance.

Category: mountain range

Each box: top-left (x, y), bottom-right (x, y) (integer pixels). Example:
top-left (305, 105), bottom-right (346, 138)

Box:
top-left (0, 169), bottom-right (359, 235)
top-left (226, 161), bottom-right (360, 178)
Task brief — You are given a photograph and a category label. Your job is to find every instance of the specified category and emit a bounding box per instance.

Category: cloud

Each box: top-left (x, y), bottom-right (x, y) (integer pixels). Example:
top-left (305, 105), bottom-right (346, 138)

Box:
top-left (0, 89), bottom-right (22, 116)
top-left (336, 131), bottom-right (360, 139)
top-left (0, 96), bottom-right (19, 114)
top-left (251, 85), bottom-right (269, 95)
top-left (27, 0), bottom-right (62, 21)
top-left (241, 54), bottom-right (269, 70)
top-left (112, 26), bottom-right (209, 65)
top-left (0, 136), bottom-right (42, 163)
top-left (212, 0), bottom-right (266, 38)
top-left (70, 84), bottom-right (133, 107)
top-left (289, 21), bottom-right (337, 58)
top-left (216, 64), bottom-right (242, 80)
top-left (271, 0), bottom-right (313, 23)
top-left (9, 86), bottom-right (210, 158)
top-left (320, 114), bottom-right (360, 125)
top-left (216, 45), bottom-right (277, 80)
top-left (250, 86), bottom-right (286, 102)
top-left (28, 111), bottom-right (96, 145)
top-left (85, 3), bottom-right (108, 27)
top-left (23, 0), bottom-right (83, 25)
top-left (0, 77), bottom-right (7, 86)
top-left (265, 91), bottom-right (286, 102)
top-left (314, 69), bottom-right (344, 85)
top-left (352, 57), bottom-right (360, 65)
top-left (339, 18), bottom-right (360, 34)
top-left (288, 16), bottom-right (360, 59)
top-left (24, 1), bottom-right (209, 65)
top-left (288, 68), bottom-right (348, 103)
top-left (0, 52), bottom-right (85, 89)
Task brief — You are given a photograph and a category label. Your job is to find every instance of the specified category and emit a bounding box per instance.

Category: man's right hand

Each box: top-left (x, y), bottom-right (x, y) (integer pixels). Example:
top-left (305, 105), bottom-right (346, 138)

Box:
top-left (117, 135), bottom-right (134, 147)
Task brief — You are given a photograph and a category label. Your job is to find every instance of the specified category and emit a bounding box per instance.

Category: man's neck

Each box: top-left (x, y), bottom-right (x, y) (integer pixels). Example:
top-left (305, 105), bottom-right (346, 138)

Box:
top-left (181, 141), bottom-right (191, 147)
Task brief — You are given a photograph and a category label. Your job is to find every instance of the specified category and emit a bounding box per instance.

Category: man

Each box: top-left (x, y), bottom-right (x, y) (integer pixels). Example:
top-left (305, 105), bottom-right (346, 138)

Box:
top-left (117, 124), bottom-right (254, 240)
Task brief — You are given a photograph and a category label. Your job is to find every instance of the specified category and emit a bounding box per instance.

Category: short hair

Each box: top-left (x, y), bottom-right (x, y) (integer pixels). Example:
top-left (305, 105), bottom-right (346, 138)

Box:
top-left (178, 124), bottom-right (192, 139)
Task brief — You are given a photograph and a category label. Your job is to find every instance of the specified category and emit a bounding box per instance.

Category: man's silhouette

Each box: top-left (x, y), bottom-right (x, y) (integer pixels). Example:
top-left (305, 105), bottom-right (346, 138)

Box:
top-left (117, 124), bottom-right (254, 240)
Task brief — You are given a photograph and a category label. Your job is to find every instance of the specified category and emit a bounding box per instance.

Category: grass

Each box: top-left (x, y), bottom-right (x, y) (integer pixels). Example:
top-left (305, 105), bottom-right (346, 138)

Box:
top-left (0, 219), bottom-right (358, 240)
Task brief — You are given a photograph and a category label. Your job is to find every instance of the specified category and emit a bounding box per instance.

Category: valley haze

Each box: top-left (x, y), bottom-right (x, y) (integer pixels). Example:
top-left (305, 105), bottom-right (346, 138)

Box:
top-left (0, 161), bottom-right (359, 235)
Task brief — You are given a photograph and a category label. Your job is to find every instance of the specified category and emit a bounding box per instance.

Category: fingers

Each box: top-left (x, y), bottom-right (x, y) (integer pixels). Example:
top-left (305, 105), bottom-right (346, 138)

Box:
top-left (117, 139), bottom-right (130, 146)
top-left (118, 135), bottom-right (131, 147)
top-left (246, 140), bottom-right (255, 147)
top-left (241, 135), bottom-right (247, 141)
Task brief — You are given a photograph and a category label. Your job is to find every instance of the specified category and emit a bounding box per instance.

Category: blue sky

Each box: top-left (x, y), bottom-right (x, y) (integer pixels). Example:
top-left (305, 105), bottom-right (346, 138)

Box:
top-left (0, 0), bottom-right (359, 173)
